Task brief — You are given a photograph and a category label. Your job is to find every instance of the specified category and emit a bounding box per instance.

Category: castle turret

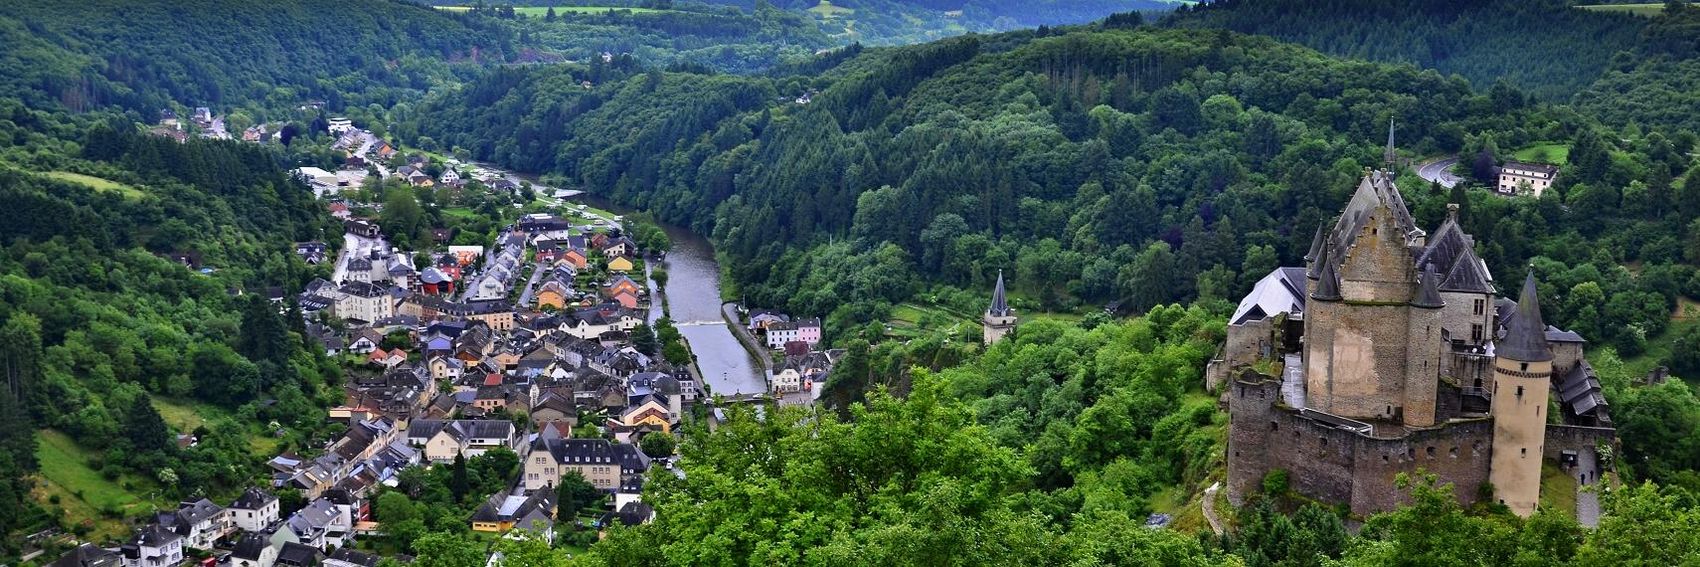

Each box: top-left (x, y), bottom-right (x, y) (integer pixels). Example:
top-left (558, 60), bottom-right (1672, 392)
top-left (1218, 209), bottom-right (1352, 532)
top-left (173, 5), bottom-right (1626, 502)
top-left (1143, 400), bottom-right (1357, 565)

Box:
top-left (983, 270), bottom-right (1016, 345)
top-left (1489, 271), bottom-right (1554, 517)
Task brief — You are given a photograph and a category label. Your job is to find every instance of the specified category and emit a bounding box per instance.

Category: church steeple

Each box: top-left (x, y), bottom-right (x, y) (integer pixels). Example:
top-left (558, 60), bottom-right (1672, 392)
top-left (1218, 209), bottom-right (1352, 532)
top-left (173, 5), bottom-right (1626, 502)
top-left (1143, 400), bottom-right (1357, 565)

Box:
top-left (1384, 118), bottom-right (1397, 166)
top-left (1499, 270), bottom-right (1552, 362)
top-left (988, 270), bottom-right (1010, 317)
top-left (983, 270), bottom-right (1016, 344)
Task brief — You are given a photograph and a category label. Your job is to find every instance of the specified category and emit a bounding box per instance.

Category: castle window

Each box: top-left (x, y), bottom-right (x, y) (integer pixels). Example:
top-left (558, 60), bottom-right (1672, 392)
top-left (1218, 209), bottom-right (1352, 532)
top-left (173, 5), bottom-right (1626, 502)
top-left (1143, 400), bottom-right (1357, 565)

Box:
top-left (1474, 299), bottom-right (1485, 316)
top-left (1521, 362), bottom-right (1529, 372)
top-left (1450, 447), bottom-right (1458, 458)
top-left (1383, 455), bottom-right (1389, 462)
top-left (1320, 437), bottom-right (1328, 447)
top-left (1270, 421), bottom-right (1278, 431)
top-left (1516, 386), bottom-right (1524, 397)
top-left (1521, 448), bottom-right (1528, 457)
top-left (1472, 324), bottom-right (1484, 343)
top-left (1426, 446), bottom-right (1436, 458)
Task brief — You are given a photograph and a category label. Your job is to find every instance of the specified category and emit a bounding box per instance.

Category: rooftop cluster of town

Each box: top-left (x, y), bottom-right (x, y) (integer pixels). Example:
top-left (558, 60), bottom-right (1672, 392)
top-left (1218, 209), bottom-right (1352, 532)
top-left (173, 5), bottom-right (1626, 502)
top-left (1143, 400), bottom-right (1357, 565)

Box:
top-left (52, 117), bottom-right (737, 567)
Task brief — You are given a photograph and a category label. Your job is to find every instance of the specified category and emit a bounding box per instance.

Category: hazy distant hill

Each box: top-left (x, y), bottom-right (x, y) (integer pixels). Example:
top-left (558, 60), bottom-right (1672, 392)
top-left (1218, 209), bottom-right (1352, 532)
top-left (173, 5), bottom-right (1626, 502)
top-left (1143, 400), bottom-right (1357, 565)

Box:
top-left (1162, 0), bottom-right (1646, 101)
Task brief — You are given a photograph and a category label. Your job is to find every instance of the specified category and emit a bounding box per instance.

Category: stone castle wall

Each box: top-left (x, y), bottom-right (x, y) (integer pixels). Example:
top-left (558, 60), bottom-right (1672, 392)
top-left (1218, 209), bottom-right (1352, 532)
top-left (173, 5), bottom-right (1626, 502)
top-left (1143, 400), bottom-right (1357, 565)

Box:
top-left (1228, 373), bottom-right (1495, 517)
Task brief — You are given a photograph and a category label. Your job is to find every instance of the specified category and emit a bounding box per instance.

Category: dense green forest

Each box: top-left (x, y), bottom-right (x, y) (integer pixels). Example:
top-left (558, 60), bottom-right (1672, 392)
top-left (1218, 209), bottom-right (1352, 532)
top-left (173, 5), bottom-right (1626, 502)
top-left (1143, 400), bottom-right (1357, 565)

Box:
top-left (0, 0), bottom-right (515, 117)
top-left (0, 100), bottom-right (344, 554)
top-left (1572, 1), bottom-right (1700, 133)
top-left (1160, 0), bottom-right (1647, 101)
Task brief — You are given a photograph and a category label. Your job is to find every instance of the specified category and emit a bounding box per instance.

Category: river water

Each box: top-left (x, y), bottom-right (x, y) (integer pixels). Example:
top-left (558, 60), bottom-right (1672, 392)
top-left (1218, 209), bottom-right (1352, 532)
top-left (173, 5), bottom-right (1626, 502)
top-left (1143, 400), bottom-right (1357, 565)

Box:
top-left (553, 191), bottom-right (768, 396)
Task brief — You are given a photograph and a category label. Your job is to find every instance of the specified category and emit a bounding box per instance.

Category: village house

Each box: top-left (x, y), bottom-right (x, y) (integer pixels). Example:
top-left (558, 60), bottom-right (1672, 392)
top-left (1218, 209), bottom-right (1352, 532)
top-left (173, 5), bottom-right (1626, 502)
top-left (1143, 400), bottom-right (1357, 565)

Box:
top-left (227, 533), bottom-right (276, 567)
top-left (1497, 161), bottom-right (1559, 197)
top-left (120, 524), bottom-right (183, 567)
top-left (155, 498), bottom-right (231, 550)
top-left (523, 437), bottom-right (621, 491)
top-left (606, 255), bottom-right (635, 273)
top-left (325, 548), bottom-right (383, 567)
top-left (345, 219), bottom-right (381, 238)
top-left (407, 419), bottom-right (520, 463)
top-left (470, 488), bottom-right (556, 535)
top-left (764, 318), bottom-right (822, 349)
top-left (228, 487), bottom-right (281, 533)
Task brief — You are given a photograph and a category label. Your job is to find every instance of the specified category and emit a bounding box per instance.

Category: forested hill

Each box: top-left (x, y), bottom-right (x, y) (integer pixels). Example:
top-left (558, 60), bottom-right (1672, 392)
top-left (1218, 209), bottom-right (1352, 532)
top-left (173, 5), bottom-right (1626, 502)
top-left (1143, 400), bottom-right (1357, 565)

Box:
top-left (0, 0), bottom-right (512, 115)
top-left (407, 24), bottom-right (1550, 331)
top-left (699, 0), bottom-right (1182, 43)
top-left (1161, 0), bottom-right (1647, 101)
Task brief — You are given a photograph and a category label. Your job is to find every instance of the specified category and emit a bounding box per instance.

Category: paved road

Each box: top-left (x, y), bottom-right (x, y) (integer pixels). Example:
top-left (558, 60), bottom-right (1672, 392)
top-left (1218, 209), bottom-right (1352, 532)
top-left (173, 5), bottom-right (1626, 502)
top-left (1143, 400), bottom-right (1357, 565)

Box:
top-left (1577, 450), bottom-right (1601, 528)
top-left (331, 233), bottom-right (386, 284)
top-left (1416, 156), bottom-right (1463, 189)
top-left (516, 261), bottom-right (546, 307)
top-left (1203, 482), bottom-right (1224, 535)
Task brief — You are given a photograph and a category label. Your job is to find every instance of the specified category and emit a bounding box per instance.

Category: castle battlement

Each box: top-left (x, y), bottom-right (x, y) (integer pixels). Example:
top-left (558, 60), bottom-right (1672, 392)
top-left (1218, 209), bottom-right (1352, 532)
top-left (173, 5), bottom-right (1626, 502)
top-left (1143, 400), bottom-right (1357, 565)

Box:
top-left (1223, 169), bottom-right (1614, 520)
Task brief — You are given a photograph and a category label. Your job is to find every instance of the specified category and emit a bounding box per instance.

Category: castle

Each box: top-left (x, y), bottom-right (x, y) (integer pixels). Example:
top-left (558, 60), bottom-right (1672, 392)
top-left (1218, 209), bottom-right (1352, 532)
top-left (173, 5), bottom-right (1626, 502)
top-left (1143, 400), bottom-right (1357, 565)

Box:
top-left (1220, 168), bottom-right (1615, 519)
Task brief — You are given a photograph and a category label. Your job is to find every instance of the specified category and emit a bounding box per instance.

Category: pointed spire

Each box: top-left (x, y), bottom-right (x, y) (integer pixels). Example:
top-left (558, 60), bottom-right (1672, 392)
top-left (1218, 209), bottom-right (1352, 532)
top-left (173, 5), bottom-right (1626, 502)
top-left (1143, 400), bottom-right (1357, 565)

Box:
top-left (1384, 117), bottom-right (1397, 166)
top-left (1412, 263), bottom-right (1444, 308)
top-left (987, 270), bottom-right (1010, 317)
top-left (1499, 270), bottom-right (1553, 362)
top-left (1311, 246), bottom-right (1342, 301)
top-left (1304, 223), bottom-right (1326, 264)
top-left (1308, 236), bottom-right (1330, 280)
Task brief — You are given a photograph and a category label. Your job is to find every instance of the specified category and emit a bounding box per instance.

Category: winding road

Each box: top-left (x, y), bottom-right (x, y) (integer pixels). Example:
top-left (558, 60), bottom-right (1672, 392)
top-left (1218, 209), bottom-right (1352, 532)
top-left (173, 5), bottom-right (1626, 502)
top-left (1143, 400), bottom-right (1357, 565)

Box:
top-left (1416, 156), bottom-right (1463, 189)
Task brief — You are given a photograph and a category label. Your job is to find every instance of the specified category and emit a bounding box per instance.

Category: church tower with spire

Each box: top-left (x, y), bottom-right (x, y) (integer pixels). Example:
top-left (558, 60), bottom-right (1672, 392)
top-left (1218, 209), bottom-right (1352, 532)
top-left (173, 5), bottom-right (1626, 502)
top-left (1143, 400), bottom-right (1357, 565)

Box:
top-left (1489, 271), bottom-right (1555, 516)
top-left (983, 270), bottom-right (1016, 345)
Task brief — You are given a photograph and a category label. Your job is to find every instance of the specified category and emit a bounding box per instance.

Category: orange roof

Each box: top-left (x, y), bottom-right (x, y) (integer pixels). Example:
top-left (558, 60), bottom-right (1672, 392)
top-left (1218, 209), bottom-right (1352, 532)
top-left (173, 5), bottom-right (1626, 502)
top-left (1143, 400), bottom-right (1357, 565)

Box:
top-left (483, 373), bottom-right (503, 387)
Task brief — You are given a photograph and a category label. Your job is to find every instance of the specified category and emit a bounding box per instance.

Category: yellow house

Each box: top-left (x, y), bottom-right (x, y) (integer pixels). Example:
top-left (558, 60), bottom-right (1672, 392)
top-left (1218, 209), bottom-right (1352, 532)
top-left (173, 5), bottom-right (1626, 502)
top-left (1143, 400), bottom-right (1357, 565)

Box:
top-left (606, 256), bottom-right (634, 272)
top-left (536, 281), bottom-right (570, 310)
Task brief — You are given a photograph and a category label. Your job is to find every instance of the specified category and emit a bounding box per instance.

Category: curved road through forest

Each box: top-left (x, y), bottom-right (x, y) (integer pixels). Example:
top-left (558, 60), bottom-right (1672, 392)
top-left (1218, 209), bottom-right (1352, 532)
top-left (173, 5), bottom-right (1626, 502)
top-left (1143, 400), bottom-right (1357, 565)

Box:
top-left (1416, 156), bottom-right (1463, 189)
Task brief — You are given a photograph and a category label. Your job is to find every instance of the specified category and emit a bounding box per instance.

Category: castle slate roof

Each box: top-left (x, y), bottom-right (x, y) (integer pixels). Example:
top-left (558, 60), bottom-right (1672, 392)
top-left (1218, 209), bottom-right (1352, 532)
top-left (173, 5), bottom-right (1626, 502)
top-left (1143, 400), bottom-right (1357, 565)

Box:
top-left (1498, 271), bottom-right (1553, 362)
top-left (1414, 211), bottom-right (1495, 294)
top-left (1559, 360), bottom-right (1609, 417)
top-left (1412, 264), bottom-right (1445, 308)
top-left (1320, 171), bottom-right (1421, 276)
top-left (1310, 244), bottom-right (1342, 301)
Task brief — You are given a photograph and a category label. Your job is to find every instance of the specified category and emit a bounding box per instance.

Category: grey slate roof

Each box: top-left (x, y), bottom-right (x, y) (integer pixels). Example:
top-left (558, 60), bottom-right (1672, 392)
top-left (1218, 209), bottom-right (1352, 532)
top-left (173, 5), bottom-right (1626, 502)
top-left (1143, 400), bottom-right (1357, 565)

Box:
top-left (1498, 271), bottom-right (1553, 362)
top-left (49, 543), bottom-right (122, 567)
top-left (1412, 264), bottom-right (1445, 308)
top-left (987, 270), bottom-right (1010, 317)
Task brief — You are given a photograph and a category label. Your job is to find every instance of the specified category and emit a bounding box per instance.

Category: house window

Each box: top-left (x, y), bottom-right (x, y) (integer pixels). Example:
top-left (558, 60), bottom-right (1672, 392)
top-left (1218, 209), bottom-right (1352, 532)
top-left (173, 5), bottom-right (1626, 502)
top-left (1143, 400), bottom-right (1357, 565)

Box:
top-left (1471, 324), bottom-right (1484, 343)
top-left (1473, 299), bottom-right (1485, 316)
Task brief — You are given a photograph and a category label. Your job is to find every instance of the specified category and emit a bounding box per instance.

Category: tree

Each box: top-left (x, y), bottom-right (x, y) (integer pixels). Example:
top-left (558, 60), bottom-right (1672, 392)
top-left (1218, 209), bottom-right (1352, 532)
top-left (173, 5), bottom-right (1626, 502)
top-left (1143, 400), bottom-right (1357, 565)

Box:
top-left (639, 433), bottom-right (675, 458)
top-left (411, 532), bottom-right (487, 567)
top-left (1120, 242), bottom-right (1179, 311)
top-left (450, 453), bottom-right (470, 503)
top-left (126, 394), bottom-right (170, 453)
top-left (557, 470), bottom-right (601, 519)
top-left (543, 6), bottom-right (557, 22)
top-left (0, 314), bottom-right (43, 417)
top-left (238, 294), bottom-right (290, 366)
top-left (632, 323), bottom-right (659, 356)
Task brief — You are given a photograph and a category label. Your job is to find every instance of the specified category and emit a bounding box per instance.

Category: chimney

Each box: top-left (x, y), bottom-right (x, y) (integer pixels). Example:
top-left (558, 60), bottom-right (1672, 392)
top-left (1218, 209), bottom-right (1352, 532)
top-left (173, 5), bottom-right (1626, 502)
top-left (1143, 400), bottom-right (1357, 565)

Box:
top-left (1446, 203), bottom-right (1459, 223)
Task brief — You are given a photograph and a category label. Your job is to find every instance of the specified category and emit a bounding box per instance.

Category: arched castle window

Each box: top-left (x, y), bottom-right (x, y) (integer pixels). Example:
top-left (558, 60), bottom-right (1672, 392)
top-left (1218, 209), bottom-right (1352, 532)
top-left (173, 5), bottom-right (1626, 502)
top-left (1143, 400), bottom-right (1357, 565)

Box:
top-left (1426, 446), bottom-right (1435, 458)
top-left (1270, 421), bottom-right (1278, 431)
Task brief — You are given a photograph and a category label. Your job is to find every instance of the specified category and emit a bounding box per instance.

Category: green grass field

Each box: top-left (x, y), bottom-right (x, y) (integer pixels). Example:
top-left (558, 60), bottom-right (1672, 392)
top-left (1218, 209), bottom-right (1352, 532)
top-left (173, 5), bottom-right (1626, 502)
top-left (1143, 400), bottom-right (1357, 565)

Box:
top-left (153, 396), bottom-right (281, 456)
top-left (1512, 143), bottom-right (1571, 166)
top-left (1540, 463), bottom-right (1579, 518)
top-left (41, 171), bottom-right (142, 197)
top-left (435, 5), bottom-right (670, 16)
top-left (33, 430), bottom-right (170, 541)
top-left (1577, 3), bottom-right (1666, 16)
top-left (808, 0), bottom-right (854, 19)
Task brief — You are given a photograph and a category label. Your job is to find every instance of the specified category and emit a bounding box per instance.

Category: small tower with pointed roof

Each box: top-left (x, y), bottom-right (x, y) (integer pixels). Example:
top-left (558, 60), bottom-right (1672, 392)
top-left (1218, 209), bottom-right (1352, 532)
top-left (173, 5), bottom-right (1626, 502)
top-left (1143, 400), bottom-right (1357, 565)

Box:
top-left (1489, 270), bottom-right (1555, 517)
top-left (983, 270), bottom-right (1016, 345)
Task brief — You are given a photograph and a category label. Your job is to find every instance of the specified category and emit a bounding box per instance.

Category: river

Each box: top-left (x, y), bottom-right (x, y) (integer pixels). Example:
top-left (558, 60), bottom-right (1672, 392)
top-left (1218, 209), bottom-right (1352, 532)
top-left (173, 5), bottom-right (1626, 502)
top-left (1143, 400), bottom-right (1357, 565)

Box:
top-left (503, 171), bottom-right (768, 396)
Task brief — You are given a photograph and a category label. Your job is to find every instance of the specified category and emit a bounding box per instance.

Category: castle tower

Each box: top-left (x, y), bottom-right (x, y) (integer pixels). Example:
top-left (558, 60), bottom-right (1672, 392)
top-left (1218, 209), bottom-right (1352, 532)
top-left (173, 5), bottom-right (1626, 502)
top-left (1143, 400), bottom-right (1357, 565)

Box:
top-left (983, 270), bottom-right (1016, 345)
top-left (1489, 271), bottom-right (1554, 517)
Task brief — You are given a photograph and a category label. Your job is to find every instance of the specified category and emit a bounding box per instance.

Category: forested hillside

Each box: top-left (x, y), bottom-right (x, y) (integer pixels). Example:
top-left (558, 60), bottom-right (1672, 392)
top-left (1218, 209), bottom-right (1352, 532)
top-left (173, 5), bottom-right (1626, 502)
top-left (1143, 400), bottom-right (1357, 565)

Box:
top-left (407, 26), bottom-right (1544, 329)
top-left (0, 104), bottom-right (342, 553)
top-left (701, 0), bottom-right (1182, 44)
top-left (1573, 2), bottom-right (1700, 133)
top-left (0, 0), bottom-right (515, 116)
top-left (1161, 0), bottom-right (1646, 101)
